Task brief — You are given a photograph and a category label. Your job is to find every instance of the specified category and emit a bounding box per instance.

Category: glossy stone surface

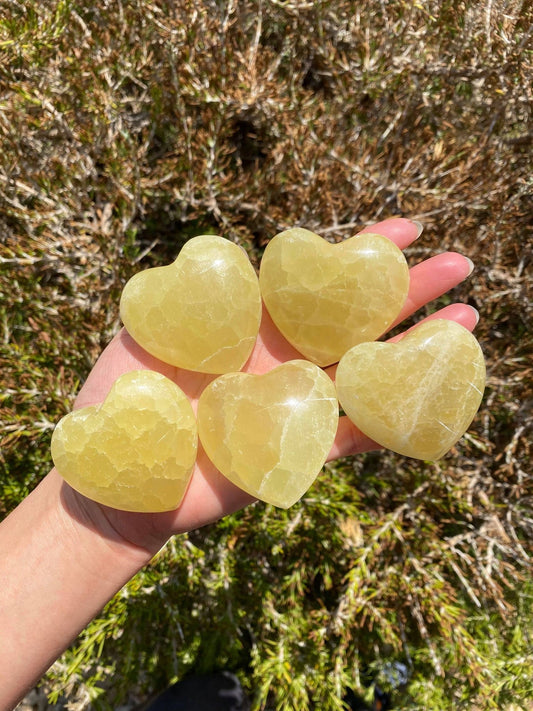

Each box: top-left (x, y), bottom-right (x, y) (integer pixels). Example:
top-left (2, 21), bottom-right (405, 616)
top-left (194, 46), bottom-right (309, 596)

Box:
top-left (259, 228), bottom-right (409, 366)
top-left (197, 360), bottom-right (339, 508)
top-left (120, 235), bottom-right (262, 374)
top-left (51, 371), bottom-right (198, 512)
top-left (336, 319), bottom-right (486, 460)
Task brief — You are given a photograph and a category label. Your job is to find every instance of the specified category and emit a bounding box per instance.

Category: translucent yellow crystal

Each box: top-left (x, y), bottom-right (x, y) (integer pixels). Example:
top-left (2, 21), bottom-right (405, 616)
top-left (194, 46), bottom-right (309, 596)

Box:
top-left (197, 360), bottom-right (339, 508)
top-left (51, 371), bottom-right (198, 512)
top-left (259, 228), bottom-right (410, 366)
top-left (120, 235), bottom-right (262, 374)
top-left (335, 320), bottom-right (486, 460)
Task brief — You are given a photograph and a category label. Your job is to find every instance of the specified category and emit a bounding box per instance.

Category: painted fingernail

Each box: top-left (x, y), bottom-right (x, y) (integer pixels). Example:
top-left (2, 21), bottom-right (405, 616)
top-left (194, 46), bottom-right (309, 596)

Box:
top-left (410, 220), bottom-right (424, 238)
top-left (468, 305), bottom-right (480, 325)
top-left (465, 257), bottom-right (475, 276)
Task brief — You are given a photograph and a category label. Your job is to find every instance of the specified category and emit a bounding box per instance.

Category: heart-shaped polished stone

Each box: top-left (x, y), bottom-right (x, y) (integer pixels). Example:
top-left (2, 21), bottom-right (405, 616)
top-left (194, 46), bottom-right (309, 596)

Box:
top-left (197, 360), bottom-right (339, 508)
top-left (336, 319), bottom-right (486, 460)
top-left (51, 370), bottom-right (198, 512)
top-left (120, 235), bottom-right (262, 374)
top-left (259, 228), bottom-right (410, 366)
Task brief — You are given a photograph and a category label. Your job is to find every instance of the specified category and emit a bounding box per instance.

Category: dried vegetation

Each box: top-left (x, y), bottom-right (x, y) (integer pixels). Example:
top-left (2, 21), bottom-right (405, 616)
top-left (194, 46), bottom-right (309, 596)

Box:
top-left (1, 0), bottom-right (532, 709)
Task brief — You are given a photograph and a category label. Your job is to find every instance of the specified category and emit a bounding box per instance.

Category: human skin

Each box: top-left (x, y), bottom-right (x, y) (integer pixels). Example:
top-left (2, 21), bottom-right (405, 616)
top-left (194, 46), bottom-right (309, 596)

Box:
top-left (0, 219), bottom-right (478, 710)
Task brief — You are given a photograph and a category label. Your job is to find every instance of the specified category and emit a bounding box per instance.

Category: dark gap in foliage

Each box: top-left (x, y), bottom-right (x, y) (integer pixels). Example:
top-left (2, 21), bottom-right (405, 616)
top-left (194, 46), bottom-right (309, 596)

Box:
top-left (302, 57), bottom-right (335, 97)
top-left (141, 671), bottom-right (250, 711)
top-left (229, 117), bottom-right (269, 171)
top-left (134, 210), bottom-right (222, 265)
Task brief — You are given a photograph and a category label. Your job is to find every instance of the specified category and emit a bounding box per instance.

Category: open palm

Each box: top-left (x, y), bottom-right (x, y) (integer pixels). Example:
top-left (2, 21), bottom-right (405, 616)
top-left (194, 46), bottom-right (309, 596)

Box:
top-left (58, 218), bottom-right (477, 554)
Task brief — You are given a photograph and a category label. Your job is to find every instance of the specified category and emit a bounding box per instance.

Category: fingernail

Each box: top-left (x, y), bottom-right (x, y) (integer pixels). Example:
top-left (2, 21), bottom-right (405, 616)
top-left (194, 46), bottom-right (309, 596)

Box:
top-left (468, 305), bottom-right (480, 325)
top-left (465, 257), bottom-right (475, 276)
top-left (410, 220), bottom-right (424, 238)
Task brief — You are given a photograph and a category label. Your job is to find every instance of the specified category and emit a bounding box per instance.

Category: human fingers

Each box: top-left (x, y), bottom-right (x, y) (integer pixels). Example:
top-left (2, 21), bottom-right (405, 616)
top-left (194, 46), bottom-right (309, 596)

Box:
top-left (74, 329), bottom-right (215, 411)
top-left (357, 216), bottom-right (422, 249)
top-left (73, 330), bottom-right (176, 410)
top-left (387, 303), bottom-right (479, 342)
top-left (390, 252), bottom-right (474, 329)
top-left (325, 301), bottom-right (479, 382)
top-left (358, 221), bottom-right (475, 330)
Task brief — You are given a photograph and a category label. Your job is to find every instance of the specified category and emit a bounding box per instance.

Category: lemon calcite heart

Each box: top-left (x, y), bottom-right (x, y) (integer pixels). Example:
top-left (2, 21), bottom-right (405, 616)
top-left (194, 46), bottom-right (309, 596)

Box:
top-left (51, 371), bottom-right (197, 512)
top-left (197, 361), bottom-right (339, 508)
top-left (259, 228), bottom-right (410, 366)
top-left (120, 235), bottom-right (262, 374)
top-left (336, 320), bottom-right (486, 460)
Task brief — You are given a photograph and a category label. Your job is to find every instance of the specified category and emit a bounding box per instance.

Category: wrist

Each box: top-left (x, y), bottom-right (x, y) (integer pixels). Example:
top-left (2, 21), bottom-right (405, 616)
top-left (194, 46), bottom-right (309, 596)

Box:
top-left (55, 469), bottom-right (167, 565)
top-left (0, 470), bottom-right (155, 710)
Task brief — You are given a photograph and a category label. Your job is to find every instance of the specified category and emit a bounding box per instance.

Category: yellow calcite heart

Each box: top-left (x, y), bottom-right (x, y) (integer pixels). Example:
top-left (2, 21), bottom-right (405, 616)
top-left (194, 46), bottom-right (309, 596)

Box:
top-left (51, 371), bottom-right (198, 512)
top-left (120, 235), bottom-right (262, 374)
top-left (197, 360), bottom-right (339, 508)
top-left (335, 319), bottom-right (486, 460)
top-left (259, 228), bottom-right (410, 366)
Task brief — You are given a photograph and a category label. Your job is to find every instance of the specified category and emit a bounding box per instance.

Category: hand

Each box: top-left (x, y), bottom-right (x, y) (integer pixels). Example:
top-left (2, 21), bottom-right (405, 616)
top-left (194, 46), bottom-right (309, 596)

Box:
top-left (59, 218), bottom-right (477, 554)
